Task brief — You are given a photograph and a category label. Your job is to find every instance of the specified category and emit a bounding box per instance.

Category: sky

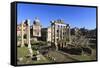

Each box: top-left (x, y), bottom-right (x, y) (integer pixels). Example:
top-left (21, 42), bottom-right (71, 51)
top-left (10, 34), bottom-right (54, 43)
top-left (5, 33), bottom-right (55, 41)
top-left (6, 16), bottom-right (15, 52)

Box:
top-left (17, 3), bottom-right (96, 29)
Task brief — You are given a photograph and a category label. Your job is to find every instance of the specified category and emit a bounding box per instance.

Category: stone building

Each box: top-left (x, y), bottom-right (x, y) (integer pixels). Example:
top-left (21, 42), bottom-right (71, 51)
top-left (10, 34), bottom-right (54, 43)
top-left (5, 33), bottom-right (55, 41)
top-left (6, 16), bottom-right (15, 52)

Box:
top-left (71, 27), bottom-right (79, 35)
top-left (41, 27), bottom-right (51, 42)
top-left (17, 17), bottom-right (42, 42)
top-left (17, 24), bottom-right (21, 36)
top-left (17, 19), bottom-right (31, 47)
top-left (32, 17), bottom-right (42, 41)
top-left (51, 19), bottom-right (71, 50)
top-left (17, 20), bottom-right (28, 37)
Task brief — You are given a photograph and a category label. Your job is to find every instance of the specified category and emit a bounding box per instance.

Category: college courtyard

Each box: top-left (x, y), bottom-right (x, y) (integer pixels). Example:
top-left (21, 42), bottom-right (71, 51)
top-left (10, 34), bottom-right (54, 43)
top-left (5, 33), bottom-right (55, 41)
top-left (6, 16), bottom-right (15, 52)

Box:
top-left (17, 17), bottom-right (97, 65)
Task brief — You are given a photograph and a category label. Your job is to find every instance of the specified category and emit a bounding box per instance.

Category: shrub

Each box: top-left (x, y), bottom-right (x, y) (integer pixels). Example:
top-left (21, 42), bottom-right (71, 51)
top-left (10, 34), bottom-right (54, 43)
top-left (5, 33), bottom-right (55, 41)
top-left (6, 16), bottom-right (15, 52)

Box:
top-left (61, 48), bottom-right (82, 55)
top-left (82, 47), bottom-right (92, 55)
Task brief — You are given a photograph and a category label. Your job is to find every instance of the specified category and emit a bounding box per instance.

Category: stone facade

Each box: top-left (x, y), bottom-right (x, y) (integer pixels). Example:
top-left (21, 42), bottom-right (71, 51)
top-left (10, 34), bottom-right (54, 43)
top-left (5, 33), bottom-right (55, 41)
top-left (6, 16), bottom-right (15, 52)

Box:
top-left (17, 21), bottom-right (27, 37)
top-left (47, 27), bottom-right (51, 42)
top-left (51, 20), bottom-right (71, 50)
top-left (41, 27), bottom-right (51, 42)
top-left (32, 17), bottom-right (41, 41)
top-left (17, 20), bottom-right (29, 46)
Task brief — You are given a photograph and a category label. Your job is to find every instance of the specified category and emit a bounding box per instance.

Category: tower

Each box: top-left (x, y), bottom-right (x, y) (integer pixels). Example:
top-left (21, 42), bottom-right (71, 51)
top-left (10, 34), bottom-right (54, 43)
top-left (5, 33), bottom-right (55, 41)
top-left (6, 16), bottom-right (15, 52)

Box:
top-left (32, 17), bottom-right (41, 41)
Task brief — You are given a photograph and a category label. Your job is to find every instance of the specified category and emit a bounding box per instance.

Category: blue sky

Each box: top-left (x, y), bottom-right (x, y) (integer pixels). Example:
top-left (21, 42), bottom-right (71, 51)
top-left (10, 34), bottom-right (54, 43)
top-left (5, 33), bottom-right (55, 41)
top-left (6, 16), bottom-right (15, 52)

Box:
top-left (17, 3), bottom-right (96, 29)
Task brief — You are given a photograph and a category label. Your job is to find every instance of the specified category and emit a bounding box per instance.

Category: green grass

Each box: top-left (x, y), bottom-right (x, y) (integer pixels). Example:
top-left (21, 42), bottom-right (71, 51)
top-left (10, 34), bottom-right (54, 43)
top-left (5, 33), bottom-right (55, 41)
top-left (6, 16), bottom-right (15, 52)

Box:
top-left (71, 55), bottom-right (91, 61)
top-left (17, 46), bottom-right (51, 65)
top-left (17, 46), bottom-right (33, 65)
top-left (17, 47), bottom-right (29, 58)
top-left (60, 49), bottom-right (96, 61)
top-left (70, 54), bottom-right (96, 61)
top-left (32, 56), bottom-right (51, 64)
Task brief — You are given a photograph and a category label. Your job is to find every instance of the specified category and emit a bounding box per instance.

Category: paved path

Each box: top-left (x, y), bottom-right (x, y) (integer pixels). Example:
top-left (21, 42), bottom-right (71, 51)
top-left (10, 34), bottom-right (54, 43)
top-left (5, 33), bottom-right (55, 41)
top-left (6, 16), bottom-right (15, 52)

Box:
top-left (46, 50), bottom-right (76, 62)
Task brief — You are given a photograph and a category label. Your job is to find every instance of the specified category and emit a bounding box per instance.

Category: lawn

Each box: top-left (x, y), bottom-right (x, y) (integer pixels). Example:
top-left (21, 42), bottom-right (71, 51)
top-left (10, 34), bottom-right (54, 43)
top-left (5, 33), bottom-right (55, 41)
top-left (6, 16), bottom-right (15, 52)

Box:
top-left (17, 46), bottom-right (51, 65)
top-left (70, 50), bottom-right (96, 61)
top-left (17, 46), bottom-right (33, 65)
